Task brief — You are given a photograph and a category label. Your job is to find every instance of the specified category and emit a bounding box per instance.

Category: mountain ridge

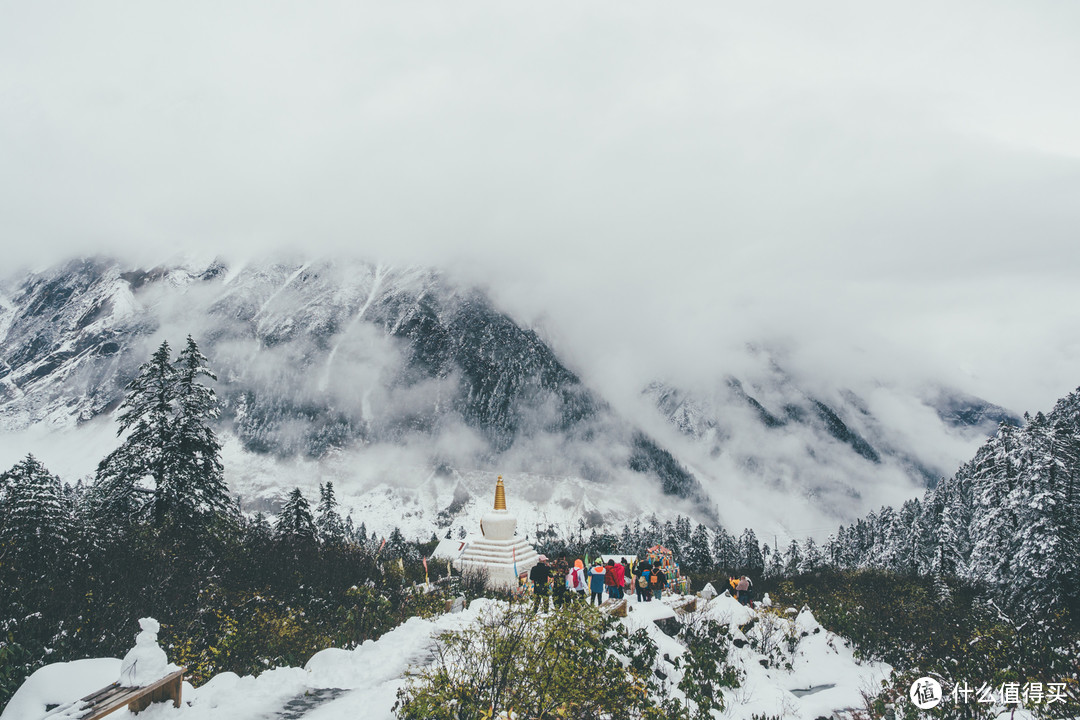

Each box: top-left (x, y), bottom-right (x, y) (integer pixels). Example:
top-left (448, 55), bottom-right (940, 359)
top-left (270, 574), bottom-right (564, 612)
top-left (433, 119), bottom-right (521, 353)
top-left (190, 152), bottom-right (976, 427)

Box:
top-left (0, 255), bottom-right (1014, 536)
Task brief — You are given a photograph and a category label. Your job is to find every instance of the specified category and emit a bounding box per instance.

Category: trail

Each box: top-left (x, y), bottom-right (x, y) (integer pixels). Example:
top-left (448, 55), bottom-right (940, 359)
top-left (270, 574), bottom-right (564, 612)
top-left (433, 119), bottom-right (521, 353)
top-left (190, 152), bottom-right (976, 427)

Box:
top-left (262, 688), bottom-right (348, 719)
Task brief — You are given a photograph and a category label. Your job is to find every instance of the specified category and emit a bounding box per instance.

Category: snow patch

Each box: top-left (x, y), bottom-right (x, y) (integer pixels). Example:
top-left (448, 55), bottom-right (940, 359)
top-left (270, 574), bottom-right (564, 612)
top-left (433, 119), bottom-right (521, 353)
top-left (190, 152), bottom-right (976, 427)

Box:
top-left (1, 658), bottom-right (121, 720)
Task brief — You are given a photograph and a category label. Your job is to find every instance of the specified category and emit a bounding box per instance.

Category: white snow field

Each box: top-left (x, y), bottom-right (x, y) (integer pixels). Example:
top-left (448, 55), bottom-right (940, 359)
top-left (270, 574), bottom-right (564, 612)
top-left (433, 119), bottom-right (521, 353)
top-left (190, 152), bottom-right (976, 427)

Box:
top-left (5, 594), bottom-right (901, 720)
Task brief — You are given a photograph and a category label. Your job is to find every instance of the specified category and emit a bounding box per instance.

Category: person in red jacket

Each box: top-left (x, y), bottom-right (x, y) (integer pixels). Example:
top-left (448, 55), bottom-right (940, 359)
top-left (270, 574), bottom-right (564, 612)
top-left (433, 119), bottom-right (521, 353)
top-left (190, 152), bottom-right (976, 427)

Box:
top-left (604, 560), bottom-right (619, 600)
top-left (612, 559), bottom-right (626, 600)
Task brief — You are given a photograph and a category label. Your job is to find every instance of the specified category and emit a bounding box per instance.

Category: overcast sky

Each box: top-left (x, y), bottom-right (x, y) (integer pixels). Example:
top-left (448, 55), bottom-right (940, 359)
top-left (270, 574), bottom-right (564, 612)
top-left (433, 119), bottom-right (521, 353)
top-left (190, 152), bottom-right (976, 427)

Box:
top-left (3, 0), bottom-right (1079, 413)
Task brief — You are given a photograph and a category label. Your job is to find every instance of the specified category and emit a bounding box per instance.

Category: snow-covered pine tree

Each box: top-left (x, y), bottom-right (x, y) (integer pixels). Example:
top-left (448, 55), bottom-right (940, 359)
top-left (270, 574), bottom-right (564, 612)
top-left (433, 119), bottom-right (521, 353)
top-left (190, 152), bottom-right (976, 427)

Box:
top-left (95, 341), bottom-right (174, 523)
top-left (0, 455), bottom-right (72, 591)
top-left (871, 505), bottom-right (909, 572)
top-left (619, 524), bottom-right (636, 556)
top-left (275, 488), bottom-right (317, 547)
top-left (169, 336), bottom-right (230, 522)
top-left (645, 515), bottom-right (662, 548)
top-left (892, 498), bottom-right (923, 574)
top-left (738, 528), bottom-right (764, 573)
top-left (784, 539), bottom-right (802, 575)
top-left (1045, 393), bottom-right (1080, 611)
top-left (910, 494), bottom-right (938, 576)
top-left (316, 482), bottom-right (346, 544)
top-left (386, 526), bottom-right (411, 560)
top-left (95, 337), bottom-right (229, 528)
top-left (799, 537), bottom-right (822, 573)
top-left (711, 528), bottom-right (739, 570)
top-left (686, 523), bottom-right (713, 572)
top-left (673, 515), bottom-right (692, 556)
top-left (823, 526), bottom-right (853, 568)
top-left (968, 423), bottom-right (1023, 590)
top-left (1006, 411), bottom-right (1080, 613)
top-left (247, 511), bottom-right (274, 549)
top-left (766, 541), bottom-right (785, 577)
top-left (853, 513), bottom-right (875, 567)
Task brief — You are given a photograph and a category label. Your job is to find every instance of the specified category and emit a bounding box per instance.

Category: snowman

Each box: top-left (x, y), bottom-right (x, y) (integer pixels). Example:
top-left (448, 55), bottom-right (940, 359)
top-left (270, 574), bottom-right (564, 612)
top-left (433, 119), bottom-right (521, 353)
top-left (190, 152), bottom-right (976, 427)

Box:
top-left (119, 618), bottom-right (172, 686)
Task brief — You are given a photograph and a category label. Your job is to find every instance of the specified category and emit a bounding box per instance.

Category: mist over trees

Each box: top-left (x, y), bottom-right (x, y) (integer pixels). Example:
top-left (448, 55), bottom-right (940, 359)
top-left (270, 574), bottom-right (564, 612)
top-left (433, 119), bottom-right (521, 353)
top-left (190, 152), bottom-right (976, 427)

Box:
top-left (3, 339), bottom-right (1079, 713)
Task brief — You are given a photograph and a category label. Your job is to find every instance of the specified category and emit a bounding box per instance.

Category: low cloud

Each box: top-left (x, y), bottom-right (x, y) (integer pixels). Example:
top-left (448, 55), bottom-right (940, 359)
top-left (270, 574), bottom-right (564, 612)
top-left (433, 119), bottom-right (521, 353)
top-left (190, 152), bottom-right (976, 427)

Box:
top-left (3, 0), bottom-right (1080, 537)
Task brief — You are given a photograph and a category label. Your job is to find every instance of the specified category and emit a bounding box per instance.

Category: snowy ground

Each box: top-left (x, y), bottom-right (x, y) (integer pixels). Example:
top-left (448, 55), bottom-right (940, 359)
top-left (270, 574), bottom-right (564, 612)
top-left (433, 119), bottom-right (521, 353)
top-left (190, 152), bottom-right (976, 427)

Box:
top-left (6, 593), bottom-right (1049, 720)
top-left (4, 591), bottom-right (913, 720)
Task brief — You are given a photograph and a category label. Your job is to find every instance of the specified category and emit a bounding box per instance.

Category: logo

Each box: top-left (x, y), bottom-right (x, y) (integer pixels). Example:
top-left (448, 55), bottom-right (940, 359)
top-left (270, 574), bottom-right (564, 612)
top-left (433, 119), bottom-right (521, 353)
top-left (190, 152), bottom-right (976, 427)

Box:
top-left (910, 677), bottom-right (943, 709)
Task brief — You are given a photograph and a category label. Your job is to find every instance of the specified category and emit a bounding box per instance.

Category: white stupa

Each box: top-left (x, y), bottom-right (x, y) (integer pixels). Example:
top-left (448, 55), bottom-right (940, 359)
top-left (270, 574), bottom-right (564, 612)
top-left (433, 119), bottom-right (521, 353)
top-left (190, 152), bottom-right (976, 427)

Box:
top-left (455, 476), bottom-right (538, 589)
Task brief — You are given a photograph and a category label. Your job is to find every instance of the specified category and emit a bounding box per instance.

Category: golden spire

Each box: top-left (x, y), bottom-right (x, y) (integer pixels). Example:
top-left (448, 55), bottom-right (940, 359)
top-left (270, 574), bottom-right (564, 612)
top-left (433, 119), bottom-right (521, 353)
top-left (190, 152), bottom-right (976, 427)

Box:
top-left (494, 475), bottom-right (506, 510)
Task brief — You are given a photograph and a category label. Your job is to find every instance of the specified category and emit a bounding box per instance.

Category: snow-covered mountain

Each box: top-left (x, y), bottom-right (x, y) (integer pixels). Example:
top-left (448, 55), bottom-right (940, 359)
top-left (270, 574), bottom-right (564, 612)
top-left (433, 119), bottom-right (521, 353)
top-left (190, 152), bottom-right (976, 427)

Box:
top-left (640, 359), bottom-right (1019, 530)
top-left (0, 256), bottom-right (1012, 538)
top-left (0, 256), bottom-right (706, 534)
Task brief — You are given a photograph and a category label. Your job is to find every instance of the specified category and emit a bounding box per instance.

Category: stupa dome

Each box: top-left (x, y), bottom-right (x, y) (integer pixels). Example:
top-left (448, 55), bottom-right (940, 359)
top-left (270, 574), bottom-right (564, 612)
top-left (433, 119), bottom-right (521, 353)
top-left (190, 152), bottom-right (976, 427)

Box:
top-left (480, 477), bottom-right (517, 541)
top-left (455, 475), bottom-right (538, 589)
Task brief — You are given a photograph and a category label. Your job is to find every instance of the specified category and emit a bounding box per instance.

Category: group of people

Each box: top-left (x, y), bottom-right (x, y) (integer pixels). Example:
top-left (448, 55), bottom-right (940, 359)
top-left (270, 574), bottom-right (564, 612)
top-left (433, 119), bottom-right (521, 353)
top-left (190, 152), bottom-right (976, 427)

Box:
top-left (527, 555), bottom-right (672, 610)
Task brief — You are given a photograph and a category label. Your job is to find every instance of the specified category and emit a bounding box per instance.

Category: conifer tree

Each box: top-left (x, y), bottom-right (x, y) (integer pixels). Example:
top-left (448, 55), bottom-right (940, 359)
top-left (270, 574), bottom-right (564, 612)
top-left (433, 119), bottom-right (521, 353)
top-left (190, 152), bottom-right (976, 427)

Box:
top-left (316, 482), bottom-right (346, 544)
top-left (169, 336), bottom-right (230, 520)
top-left (386, 526), bottom-right (410, 560)
top-left (673, 515), bottom-right (692, 555)
top-left (1006, 413), bottom-right (1080, 612)
top-left (784, 539), bottom-right (802, 575)
top-left (826, 526), bottom-right (858, 568)
top-left (738, 528), bottom-right (764, 572)
top-left (276, 488), bottom-right (317, 545)
top-left (619, 524), bottom-right (636, 555)
top-left (799, 537), bottom-right (822, 573)
top-left (686, 523), bottom-right (713, 571)
top-left (967, 435), bottom-right (1012, 586)
top-left (765, 542), bottom-right (785, 577)
top-left (711, 528), bottom-right (739, 569)
top-left (894, 498), bottom-right (923, 574)
top-left (95, 337), bottom-right (229, 528)
top-left (0, 455), bottom-right (71, 581)
top-left (95, 341), bottom-right (174, 523)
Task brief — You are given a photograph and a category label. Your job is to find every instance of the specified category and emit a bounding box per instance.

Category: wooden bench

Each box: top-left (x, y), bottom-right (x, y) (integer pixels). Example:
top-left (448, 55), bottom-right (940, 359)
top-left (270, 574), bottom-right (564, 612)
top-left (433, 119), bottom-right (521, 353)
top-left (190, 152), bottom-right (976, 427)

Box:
top-left (44, 667), bottom-right (187, 720)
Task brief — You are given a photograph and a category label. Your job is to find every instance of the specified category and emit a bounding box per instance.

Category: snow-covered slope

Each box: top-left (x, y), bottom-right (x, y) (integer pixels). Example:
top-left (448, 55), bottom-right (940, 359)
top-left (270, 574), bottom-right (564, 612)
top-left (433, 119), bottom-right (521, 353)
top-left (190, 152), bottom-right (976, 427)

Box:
top-left (4, 595), bottom-right (895, 720)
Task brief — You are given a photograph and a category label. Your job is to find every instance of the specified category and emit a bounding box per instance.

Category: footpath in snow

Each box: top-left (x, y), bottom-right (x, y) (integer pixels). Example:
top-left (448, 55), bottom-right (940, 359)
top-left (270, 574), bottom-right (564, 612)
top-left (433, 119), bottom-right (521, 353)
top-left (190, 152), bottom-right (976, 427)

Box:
top-left (5, 593), bottom-right (893, 720)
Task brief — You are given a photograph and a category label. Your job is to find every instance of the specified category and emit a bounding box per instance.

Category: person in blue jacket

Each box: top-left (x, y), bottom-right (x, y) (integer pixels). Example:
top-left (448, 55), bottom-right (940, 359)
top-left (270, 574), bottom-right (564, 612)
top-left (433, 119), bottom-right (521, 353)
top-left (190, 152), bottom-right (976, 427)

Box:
top-left (588, 560), bottom-right (607, 605)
